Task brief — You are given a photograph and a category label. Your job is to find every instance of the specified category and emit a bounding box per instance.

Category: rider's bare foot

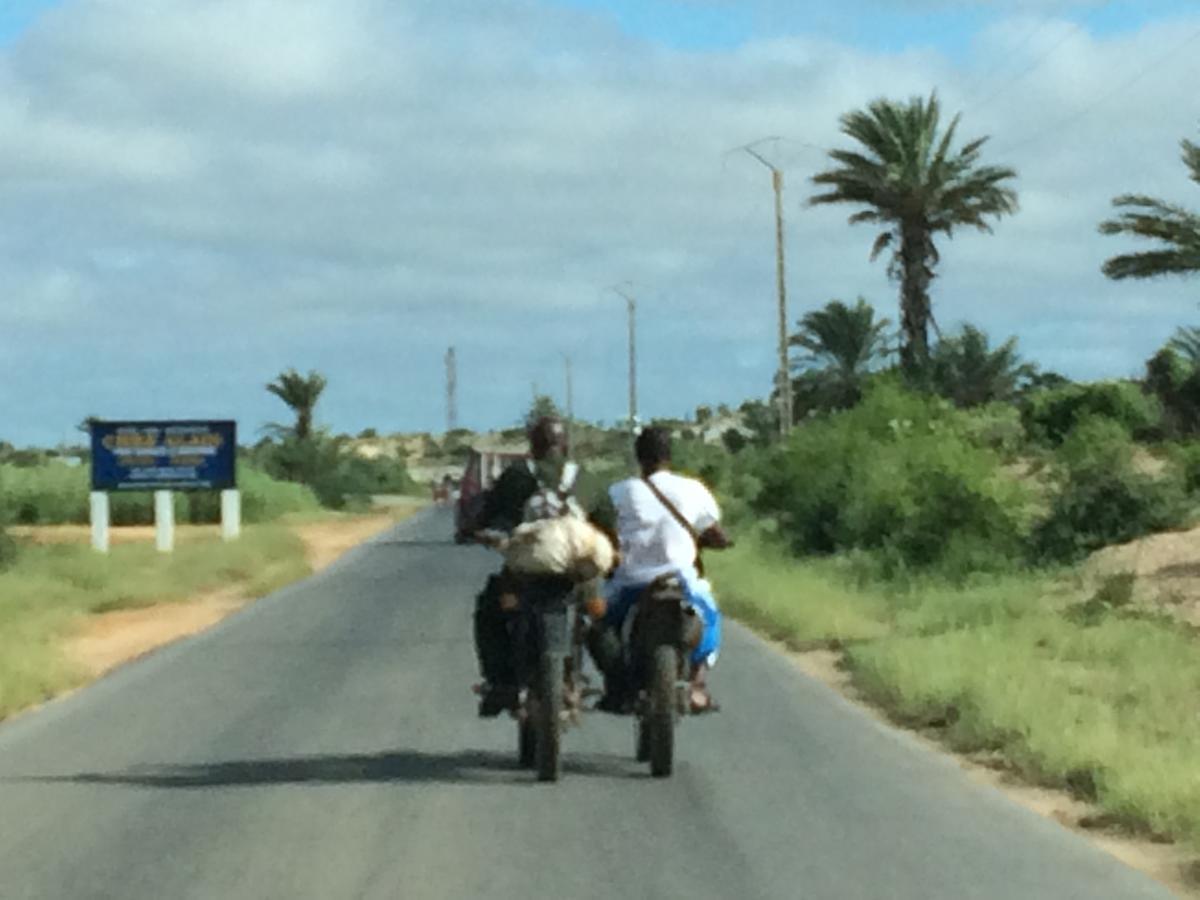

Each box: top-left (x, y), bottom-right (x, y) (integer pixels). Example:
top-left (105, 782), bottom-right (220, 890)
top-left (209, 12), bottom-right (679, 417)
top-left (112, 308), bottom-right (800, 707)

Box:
top-left (689, 686), bottom-right (718, 714)
top-left (688, 664), bottom-right (719, 714)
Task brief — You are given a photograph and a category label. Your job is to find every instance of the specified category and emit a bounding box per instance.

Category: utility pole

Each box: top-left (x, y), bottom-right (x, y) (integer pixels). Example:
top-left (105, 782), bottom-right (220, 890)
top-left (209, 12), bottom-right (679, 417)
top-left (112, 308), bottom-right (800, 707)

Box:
top-left (563, 353), bottom-right (574, 453)
top-left (733, 139), bottom-right (793, 437)
top-left (612, 285), bottom-right (638, 436)
top-left (444, 347), bottom-right (458, 433)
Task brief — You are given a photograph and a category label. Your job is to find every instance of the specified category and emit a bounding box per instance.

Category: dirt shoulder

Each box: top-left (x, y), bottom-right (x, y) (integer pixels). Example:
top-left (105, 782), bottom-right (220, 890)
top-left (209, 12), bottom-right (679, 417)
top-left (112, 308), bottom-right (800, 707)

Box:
top-left (60, 507), bottom-right (421, 680)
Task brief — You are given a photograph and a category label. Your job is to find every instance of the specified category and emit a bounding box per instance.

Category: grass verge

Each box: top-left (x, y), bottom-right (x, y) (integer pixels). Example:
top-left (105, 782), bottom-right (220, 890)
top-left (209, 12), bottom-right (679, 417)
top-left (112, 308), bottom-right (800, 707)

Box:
top-left (709, 535), bottom-right (1200, 851)
top-left (0, 525), bottom-right (309, 722)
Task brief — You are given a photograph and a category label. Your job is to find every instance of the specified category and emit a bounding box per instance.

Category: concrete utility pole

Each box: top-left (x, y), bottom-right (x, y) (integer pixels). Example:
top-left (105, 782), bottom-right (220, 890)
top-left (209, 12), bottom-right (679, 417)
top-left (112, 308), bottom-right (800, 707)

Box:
top-left (734, 139), bottom-right (793, 437)
top-left (445, 347), bottom-right (458, 433)
top-left (563, 353), bottom-right (574, 453)
top-left (612, 285), bottom-right (638, 435)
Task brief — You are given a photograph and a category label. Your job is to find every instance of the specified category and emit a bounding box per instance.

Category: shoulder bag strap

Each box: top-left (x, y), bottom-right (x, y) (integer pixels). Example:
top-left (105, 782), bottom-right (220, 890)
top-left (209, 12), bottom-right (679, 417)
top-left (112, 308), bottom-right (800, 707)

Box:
top-left (641, 474), bottom-right (704, 577)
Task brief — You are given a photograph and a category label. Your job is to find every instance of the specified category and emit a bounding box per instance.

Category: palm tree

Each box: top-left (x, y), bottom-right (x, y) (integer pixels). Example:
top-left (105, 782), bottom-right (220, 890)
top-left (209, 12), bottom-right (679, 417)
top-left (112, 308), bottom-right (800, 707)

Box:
top-left (929, 324), bottom-right (1035, 408)
top-left (810, 93), bottom-right (1018, 376)
top-left (266, 369), bottom-right (327, 441)
top-left (789, 298), bottom-right (893, 410)
top-left (1100, 135), bottom-right (1200, 280)
top-left (1168, 325), bottom-right (1200, 365)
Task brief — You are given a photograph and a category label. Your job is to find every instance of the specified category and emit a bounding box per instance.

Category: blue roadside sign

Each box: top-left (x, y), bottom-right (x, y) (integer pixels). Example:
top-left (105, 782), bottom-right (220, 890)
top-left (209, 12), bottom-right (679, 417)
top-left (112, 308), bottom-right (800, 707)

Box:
top-left (90, 420), bottom-right (237, 492)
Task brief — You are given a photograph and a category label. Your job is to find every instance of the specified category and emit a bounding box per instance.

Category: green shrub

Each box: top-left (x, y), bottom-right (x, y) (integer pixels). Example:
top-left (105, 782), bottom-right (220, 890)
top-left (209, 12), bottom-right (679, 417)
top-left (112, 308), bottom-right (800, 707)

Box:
top-left (758, 384), bottom-right (1030, 574)
top-left (957, 402), bottom-right (1027, 458)
top-left (1021, 381), bottom-right (1161, 446)
top-left (1167, 441), bottom-right (1200, 494)
top-left (1033, 417), bottom-right (1188, 563)
top-left (254, 434), bottom-right (417, 509)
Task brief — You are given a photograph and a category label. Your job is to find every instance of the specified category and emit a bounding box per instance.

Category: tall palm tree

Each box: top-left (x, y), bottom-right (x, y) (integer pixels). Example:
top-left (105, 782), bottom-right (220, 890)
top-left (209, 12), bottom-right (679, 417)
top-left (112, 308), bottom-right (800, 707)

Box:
top-left (810, 93), bottom-right (1018, 376)
top-left (266, 369), bottom-right (327, 441)
top-left (789, 297), bottom-right (892, 409)
top-left (929, 324), bottom-right (1034, 408)
top-left (1100, 135), bottom-right (1200, 281)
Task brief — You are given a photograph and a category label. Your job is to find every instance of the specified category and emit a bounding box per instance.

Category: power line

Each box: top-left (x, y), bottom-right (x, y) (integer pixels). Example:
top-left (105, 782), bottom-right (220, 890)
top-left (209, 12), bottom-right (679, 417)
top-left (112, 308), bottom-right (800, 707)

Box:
top-left (994, 23), bottom-right (1200, 157)
top-left (958, 3), bottom-right (1075, 105)
top-left (968, 19), bottom-right (1085, 113)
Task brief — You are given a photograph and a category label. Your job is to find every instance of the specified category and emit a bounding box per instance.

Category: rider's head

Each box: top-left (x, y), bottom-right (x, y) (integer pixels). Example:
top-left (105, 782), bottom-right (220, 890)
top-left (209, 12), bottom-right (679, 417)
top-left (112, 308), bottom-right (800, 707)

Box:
top-left (528, 416), bottom-right (568, 461)
top-left (635, 426), bottom-right (671, 475)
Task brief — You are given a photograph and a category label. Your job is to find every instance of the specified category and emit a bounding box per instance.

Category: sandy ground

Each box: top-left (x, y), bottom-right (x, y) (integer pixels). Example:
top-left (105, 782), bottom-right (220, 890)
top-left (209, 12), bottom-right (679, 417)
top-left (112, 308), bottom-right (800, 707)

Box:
top-left (56, 509), bottom-right (418, 680)
top-left (778, 643), bottom-right (1199, 898)
top-left (1085, 523), bottom-right (1200, 628)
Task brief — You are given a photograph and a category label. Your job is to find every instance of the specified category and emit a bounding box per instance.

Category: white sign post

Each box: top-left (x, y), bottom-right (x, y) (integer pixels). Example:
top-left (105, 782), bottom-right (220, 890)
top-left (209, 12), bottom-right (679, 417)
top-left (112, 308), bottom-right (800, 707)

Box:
top-left (90, 491), bottom-right (110, 554)
top-left (221, 489), bottom-right (241, 541)
top-left (154, 490), bottom-right (175, 553)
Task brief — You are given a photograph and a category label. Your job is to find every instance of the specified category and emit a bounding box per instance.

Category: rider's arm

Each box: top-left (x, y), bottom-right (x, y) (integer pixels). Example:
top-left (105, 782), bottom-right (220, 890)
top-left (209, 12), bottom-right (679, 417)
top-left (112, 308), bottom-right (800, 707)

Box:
top-left (692, 482), bottom-right (732, 550)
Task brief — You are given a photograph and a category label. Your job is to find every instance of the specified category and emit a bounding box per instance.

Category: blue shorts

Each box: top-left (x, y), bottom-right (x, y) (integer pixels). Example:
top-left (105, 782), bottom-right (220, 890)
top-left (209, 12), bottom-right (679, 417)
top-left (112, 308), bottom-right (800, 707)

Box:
top-left (604, 574), bottom-right (722, 668)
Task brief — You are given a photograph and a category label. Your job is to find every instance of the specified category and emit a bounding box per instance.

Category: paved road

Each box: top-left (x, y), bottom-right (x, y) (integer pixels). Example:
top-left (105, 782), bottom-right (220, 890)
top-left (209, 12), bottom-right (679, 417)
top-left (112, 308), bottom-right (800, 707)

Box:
top-left (0, 509), bottom-right (1177, 899)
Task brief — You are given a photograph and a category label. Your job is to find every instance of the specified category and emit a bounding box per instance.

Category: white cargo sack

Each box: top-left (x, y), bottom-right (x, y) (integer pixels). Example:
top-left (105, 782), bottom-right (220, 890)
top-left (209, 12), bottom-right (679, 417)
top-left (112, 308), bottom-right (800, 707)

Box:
top-left (504, 515), bottom-right (615, 581)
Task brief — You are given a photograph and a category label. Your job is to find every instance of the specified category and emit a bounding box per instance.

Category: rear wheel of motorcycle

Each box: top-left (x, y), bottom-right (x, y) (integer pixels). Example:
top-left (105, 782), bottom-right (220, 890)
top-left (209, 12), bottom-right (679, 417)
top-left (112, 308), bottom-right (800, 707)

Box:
top-left (518, 715), bottom-right (536, 768)
top-left (536, 651), bottom-right (563, 782)
top-left (635, 718), bottom-right (650, 762)
top-left (648, 645), bottom-right (677, 778)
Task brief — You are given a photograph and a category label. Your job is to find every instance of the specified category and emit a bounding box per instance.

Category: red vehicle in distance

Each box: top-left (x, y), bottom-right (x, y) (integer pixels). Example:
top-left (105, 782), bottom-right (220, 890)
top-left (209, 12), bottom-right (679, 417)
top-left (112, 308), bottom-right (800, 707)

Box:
top-left (454, 443), bottom-right (526, 543)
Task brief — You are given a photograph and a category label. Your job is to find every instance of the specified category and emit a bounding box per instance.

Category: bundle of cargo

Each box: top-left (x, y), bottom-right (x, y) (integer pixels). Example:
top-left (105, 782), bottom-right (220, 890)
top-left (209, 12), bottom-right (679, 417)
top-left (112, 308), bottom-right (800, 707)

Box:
top-left (504, 515), bottom-right (616, 582)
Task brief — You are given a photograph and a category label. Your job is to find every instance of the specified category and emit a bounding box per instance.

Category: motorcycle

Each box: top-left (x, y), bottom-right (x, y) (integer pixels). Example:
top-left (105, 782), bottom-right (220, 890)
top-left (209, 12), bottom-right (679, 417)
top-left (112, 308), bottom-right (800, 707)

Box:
top-left (510, 573), bottom-right (589, 782)
top-left (624, 573), bottom-right (705, 778)
top-left (475, 529), bottom-right (591, 783)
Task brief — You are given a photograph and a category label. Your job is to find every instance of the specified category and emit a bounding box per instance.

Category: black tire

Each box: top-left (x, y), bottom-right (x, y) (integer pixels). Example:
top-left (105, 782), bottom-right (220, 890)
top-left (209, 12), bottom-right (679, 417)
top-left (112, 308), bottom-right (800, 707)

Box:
top-left (535, 651), bottom-right (563, 782)
top-left (635, 719), bottom-right (650, 762)
top-left (518, 717), bottom-right (536, 769)
top-left (648, 645), bottom-right (678, 778)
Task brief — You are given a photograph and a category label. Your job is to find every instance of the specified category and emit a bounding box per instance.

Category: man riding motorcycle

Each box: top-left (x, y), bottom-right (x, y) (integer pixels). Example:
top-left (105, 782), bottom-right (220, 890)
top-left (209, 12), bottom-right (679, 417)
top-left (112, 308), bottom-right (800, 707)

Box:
top-left (468, 416), bottom-right (583, 716)
top-left (588, 426), bottom-right (730, 714)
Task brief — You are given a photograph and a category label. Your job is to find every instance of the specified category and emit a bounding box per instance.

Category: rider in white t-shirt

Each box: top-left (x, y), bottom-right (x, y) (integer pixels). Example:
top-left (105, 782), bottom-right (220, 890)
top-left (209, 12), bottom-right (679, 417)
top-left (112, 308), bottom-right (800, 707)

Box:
top-left (588, 426), bottom-right (731, 713)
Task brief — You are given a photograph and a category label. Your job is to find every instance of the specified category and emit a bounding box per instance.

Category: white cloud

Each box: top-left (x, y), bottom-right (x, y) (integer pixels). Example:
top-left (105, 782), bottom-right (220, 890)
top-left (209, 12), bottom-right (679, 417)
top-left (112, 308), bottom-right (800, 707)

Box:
top-left (1, 0), bottom-right (1198, 443)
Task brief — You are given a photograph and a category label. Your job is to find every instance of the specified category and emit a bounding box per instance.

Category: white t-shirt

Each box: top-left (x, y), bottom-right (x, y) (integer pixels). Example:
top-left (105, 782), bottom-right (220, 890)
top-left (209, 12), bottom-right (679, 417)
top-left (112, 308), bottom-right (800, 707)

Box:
top-left (608, 470), bottom-right (721, 585)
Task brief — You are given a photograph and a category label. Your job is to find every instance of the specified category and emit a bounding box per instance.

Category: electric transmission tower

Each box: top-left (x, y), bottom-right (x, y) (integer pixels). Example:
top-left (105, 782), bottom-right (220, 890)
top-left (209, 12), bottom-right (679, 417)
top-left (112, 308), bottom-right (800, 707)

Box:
top-left (445, 347), bottom-right (458, 433)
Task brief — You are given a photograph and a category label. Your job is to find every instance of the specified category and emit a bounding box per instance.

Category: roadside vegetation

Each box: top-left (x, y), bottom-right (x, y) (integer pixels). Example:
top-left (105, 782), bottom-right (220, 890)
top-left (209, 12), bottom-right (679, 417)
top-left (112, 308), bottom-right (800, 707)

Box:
top-left (0, 367), bottom-right (429, 723)
top-left (0, 524), bottom-right (309, 721)
top-left (694, 102), bottom-right (1200, 851)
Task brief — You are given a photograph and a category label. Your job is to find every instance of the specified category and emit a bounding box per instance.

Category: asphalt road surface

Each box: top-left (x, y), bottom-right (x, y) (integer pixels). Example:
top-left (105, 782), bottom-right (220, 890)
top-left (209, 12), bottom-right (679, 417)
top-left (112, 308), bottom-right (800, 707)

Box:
top-left (0, 509), bottom-right (1178, 899)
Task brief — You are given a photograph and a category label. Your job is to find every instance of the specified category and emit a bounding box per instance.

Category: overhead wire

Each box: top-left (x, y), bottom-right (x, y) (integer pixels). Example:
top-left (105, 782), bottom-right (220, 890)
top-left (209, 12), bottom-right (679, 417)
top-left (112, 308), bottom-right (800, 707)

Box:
top-left (993, 21), bottom-right (1200, 157)
top-left (956, 2), bottom-right (1074, 105)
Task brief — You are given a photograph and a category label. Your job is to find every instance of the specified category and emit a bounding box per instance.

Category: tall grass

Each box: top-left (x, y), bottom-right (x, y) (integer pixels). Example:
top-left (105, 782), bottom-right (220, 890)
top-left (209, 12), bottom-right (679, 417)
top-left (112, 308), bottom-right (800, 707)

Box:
top-left (707, 535), bottom-right (890, 647)
top-left (0, 526), bottom-right (309, 721)
top-left (848, 613), bottom-right (1200, 844)
top-left (716, 536), bottom-right (1200, 849)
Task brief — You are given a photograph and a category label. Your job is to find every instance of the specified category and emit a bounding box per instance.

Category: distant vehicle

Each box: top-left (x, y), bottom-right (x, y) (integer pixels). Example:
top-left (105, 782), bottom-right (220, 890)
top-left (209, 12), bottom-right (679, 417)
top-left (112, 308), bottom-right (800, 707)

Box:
top-left (453, 445), bottom-right (526, 542)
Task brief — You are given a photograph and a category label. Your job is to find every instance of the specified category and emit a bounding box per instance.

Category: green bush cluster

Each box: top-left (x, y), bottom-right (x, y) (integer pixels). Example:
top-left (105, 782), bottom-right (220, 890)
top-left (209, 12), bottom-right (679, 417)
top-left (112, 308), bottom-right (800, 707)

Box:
top-left (755, 385), bottom-right (1031, 576)
top-left (251, 434), bottom-right (418, 509)
top-left (1033, 417), bottom-right (1189, 563)
top-left (739, 381), bottom-right (1193, 576)
top-left (1021, 381), bottom-right (1161, 446)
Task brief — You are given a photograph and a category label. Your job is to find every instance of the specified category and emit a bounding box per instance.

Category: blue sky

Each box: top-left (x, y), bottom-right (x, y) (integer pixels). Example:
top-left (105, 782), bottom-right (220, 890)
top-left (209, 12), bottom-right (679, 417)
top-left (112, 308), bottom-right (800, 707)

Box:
top-left (551, 0), bottom-right (1200, 53)
top-left (0, 0), bottom-right (60, 44)
top-left (7, 1), bottom-right (1198, 52)
top-left (1, 0), bottom-right (1199, 446)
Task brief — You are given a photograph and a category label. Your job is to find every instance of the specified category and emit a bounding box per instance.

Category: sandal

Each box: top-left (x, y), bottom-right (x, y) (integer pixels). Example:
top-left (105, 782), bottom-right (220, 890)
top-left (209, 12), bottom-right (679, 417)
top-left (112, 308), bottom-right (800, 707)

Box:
top-left (689, 686), bottom-right (719, 714)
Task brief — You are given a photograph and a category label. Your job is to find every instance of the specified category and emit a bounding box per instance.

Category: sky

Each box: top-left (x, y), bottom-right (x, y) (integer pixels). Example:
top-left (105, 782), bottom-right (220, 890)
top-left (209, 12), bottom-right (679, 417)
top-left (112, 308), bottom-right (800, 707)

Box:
top-left (1, 0), bottom-right (1199, 446)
